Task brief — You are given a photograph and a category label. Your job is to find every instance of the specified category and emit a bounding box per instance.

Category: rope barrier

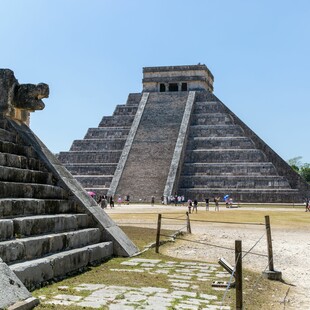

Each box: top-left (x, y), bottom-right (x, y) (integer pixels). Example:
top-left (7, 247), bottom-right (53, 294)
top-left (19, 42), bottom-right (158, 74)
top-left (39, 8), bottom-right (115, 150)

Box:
top-left (161, 216), bottom-right (186, 221)
top-left (159, 225), bottom-right (188, 237)
top-left (242, 231), bottom-right (266, 259)
top-left (161, 235), bottom-right (268, 257)
top-left (188, 218), bottom-right (264, 226)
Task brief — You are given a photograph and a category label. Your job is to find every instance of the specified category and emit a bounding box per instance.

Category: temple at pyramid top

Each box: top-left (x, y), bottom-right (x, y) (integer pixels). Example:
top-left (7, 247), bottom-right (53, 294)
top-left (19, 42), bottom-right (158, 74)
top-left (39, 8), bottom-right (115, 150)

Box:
top-left (142, 64), bottom-right (214, 93)
top-left (58, 64), bottom-right (310, 203)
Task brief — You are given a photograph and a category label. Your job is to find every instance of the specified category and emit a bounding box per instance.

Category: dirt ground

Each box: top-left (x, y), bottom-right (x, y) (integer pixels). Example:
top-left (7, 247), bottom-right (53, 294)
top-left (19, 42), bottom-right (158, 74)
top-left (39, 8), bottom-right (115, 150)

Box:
top-left (106, 204), bottom-right (310, 309)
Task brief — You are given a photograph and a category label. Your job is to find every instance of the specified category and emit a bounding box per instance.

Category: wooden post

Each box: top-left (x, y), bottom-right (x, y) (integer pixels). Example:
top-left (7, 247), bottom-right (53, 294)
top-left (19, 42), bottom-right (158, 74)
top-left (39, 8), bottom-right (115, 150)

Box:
top-left (235, 240), bottom-right (243, 310)
top-left (265, 215), bottom-right (274, 271)
top-left (155, 213), bottom-right (162, 253)
top-left (186, 212), bottom-right (191, 234)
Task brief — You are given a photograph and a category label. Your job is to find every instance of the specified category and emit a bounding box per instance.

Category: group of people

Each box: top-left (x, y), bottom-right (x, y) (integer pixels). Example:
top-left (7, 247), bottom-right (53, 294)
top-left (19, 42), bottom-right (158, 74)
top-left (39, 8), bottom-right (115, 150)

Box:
top-left (97, 194), bottom-right (130, 209)
top-left (186, 196), bottom-right (221, 213)
top-left (97, 195), bottom-right (114, 209)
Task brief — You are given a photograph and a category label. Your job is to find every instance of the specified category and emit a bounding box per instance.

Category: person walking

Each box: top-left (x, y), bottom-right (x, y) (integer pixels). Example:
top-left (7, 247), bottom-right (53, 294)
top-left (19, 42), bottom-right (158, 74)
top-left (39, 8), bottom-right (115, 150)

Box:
top-left (205, 197), bottom-right (209, 211)
top-left (214, 196), bottom-right (220, 211)
top-left (151, 196), bottom-right (155, 206)
top-left (109, 196), bottom-right (114, 208)
top-left (193, 199), bottom-right (198, 213)
top-left (187, 199), bottom-right (192, 214)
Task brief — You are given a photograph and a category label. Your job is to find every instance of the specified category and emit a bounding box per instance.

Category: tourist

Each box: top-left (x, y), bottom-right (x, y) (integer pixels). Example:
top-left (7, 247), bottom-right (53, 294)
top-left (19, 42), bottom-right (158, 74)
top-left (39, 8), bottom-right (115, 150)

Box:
top-left (109, 196), bottom-right (114, 208)
top-left (205, 197), bottom-right (209, 211)
top-left (214, 196), bottom-right (220, 211)
top-left (125, 194), bottom-right (130, 205)
top-left (193, 199), bottom-right (198, 213)
top-left (187, 199), bottom-right (192, 213)
top-left (181, 195), bottom-right (185, 206)
top-left (100, 195), bottom-right (108, 209)
top-left (306, 198), bottom-right (310, 212)
top-left (177, 195), bottom-right (182, 204)
top-left (151, 196), bottom-right (155, 206)
top-left (117, 195), bottom-right (122, 207)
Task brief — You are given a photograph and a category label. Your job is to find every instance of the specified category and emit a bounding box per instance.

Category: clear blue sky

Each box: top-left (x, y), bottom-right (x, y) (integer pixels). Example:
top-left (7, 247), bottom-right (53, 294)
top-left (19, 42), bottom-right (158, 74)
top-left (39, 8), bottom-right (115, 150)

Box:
top-left (1, 0), bottom-right (309, 163)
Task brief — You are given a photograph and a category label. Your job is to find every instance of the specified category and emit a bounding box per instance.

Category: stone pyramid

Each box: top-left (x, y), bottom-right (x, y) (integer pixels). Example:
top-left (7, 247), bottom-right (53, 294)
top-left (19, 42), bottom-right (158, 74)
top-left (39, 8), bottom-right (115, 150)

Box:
top-left (58, 65), bottom-right (309, 203)
top-left (0, 69), bottom-right (138, 298)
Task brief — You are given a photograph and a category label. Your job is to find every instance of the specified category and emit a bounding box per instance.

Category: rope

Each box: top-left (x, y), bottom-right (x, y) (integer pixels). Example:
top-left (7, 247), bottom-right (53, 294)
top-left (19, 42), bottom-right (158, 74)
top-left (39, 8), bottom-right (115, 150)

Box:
top-left (166, 235), bottom-right (268, 257)
top-left (161, 216), bottom-right (186, 221)
top-left (188, 218), bottom-right (263, 226)
top-left (242, 231), bottom-right (266, 259)
top-left (160, 225), bottom-right (188, 238)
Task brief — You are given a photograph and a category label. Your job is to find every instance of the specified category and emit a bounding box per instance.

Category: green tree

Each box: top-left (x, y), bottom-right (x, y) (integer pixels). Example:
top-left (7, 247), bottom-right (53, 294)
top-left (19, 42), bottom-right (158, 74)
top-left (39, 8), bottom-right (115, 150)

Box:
top-left (300, 164), bottom-right (310, 183)
top-left (287, 157), bottom-right (310, 183)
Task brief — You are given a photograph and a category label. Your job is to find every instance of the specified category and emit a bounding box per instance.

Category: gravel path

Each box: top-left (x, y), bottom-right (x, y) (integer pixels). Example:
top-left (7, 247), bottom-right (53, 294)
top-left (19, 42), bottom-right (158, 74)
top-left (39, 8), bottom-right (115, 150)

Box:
top-left (106, 204), bottom-right (310, 309)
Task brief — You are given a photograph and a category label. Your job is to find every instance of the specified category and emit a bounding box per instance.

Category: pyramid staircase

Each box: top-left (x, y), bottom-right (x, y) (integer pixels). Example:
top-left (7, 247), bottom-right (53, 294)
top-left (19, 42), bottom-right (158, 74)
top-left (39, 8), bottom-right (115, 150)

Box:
top-left (177, 92), bottom-right (307, 202)
top-left (58, 93), bottom-right (142, 196)
top-left (0, 117), bottom-right (137, 291)
top-left (115, 92), bottom-right (189, 201)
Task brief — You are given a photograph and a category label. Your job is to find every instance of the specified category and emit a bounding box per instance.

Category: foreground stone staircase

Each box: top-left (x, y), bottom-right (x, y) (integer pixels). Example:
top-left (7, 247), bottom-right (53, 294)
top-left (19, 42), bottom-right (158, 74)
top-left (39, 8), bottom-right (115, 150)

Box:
top-left (58, 93), bottom-right (141, 196)
top-left (177, 92), bottom-right (304, 202)
top-left (0, 116), bottom-right (138, 290)
top-left (0, 119), bottom-right (116, 290)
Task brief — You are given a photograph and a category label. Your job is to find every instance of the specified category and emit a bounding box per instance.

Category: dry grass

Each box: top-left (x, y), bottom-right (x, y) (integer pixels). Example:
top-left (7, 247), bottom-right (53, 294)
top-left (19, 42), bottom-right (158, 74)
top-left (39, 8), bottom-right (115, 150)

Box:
top-left (109, 204), bottom-right (310, 230)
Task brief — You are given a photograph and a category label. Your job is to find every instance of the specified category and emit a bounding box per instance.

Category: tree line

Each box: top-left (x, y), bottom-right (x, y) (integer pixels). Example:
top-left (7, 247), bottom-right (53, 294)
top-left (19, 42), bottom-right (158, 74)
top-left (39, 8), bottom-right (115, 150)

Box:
top-left (287, 156), bottom-right (310, 183)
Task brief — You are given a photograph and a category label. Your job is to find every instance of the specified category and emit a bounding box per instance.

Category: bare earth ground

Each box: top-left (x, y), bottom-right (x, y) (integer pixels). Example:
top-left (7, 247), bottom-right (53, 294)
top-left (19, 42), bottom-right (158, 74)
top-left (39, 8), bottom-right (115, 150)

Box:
top-left (106, 204), bottom-right (310, 309)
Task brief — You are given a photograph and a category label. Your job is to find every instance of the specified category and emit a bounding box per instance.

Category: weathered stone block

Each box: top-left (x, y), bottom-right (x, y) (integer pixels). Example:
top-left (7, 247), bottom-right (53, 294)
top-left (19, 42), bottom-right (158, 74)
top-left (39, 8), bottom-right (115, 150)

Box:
top-left (0, 261), bottom-right (31, 309)
top-left (0, 219), bottom-right (14, 240)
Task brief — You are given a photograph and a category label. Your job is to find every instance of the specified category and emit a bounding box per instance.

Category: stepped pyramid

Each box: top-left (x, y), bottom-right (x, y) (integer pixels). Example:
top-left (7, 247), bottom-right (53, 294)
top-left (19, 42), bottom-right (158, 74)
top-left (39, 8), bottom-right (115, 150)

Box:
top-left (0, 69), bottom-right (138, 299)
top-left (58, 65), bottom-right (310, 203)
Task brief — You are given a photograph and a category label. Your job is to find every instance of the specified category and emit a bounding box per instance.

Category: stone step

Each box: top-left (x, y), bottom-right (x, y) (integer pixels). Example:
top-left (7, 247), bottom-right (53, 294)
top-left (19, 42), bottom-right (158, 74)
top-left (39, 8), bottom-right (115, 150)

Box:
top-left (126, 93), bottom-right (142, 105)
top-left (0, 127), bottom-right (17, 143)
top-left (84, 187), bottom-right (108, 196)
top-left (74, 175), bottom-right (113, 187)
top-left (69, 139), bottom-right (126, 152)
top-left (184, 149), bottom-right (267, 163)
top-left (189, 125), bottom-right (245, 137)
top-left (0, 140), bottom-right (37, 158)
top-left (181, 162), bottom-right (278, 175)
top-left (0, 118), bottom-right (10, 129)
top-left (179, 175), bottom-right (291, 189)
top-left (0, 228), bottom-right (102, 264)
top-left (187, 137), bottom-right (255, 150)
top-left (178, 188), bottom-right (300, 203)
top-left (0, 166), bottom-right (54, 184)
top-left (113, 105), bottom-right (138, 116)
top-left (12, 214), bottom-right (91, 237)
top-left (11, 241), bottom-right (113, 290)
top-left (63, 163), bottom-right (117, 176)
top-left (85, 127), bottom-right (130, 139)
top-left (195, 91), bottom-right (219, 102)
top-left (58, 150), bottom-right (122, 164)
top-left (0, 152), bottom-right (45, 171)
top-left (0, 199), bottom-right (78, 218)
top-left (192, 113), bottom-right (234, 125)
top-left (0, 182), bottom-right (68, 199)
top-left (99, 115), bottom-right (135, 127)
top-left (193, 102), bottom-right (225, 113)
